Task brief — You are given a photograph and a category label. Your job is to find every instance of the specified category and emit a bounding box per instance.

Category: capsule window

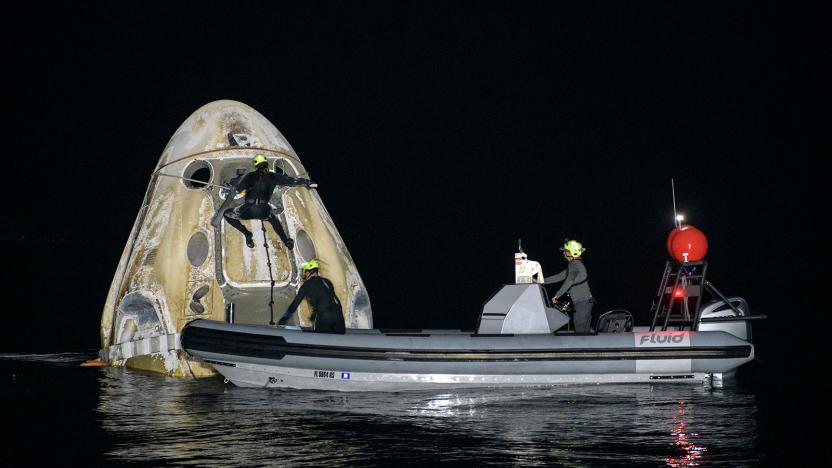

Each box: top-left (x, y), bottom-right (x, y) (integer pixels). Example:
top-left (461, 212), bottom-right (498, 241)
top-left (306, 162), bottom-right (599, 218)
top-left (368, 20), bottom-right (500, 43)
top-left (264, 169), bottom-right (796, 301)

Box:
top-left (182, 160), bottom-right (212, 189)
top-left (187, 232), bottom-right (210, 267)
top-left (274, 158), bottom-right (299, 177)
top-left (295, 229), bottom-right (316, 261)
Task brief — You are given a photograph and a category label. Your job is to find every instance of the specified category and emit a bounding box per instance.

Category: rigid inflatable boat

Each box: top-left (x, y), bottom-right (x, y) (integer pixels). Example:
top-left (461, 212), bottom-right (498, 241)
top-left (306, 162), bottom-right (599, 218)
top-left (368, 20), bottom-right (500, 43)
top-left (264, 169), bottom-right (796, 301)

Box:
top-left (182, 268), bottom-right (763, 391)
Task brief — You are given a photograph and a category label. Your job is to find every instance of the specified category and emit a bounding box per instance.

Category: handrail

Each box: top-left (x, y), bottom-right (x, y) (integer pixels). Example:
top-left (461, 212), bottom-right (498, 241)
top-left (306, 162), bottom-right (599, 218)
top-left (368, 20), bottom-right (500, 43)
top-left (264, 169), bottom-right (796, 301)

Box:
top-left (699, 314), bottom-right (767, 323)
top-left (152, 146), bottom-right (296, 174)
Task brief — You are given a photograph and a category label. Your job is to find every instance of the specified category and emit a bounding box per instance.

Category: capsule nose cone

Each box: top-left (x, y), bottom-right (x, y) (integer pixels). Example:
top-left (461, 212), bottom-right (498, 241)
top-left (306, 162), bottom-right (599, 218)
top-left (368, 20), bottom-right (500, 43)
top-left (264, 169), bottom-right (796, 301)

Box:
top-left (158, 100), bottom-right (297, 169)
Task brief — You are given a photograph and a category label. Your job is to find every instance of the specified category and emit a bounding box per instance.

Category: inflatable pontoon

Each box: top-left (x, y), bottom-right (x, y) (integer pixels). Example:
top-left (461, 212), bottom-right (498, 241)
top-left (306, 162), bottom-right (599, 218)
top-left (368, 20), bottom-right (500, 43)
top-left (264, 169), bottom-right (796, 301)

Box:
top-left (182, 271), bottom-right (763, 391)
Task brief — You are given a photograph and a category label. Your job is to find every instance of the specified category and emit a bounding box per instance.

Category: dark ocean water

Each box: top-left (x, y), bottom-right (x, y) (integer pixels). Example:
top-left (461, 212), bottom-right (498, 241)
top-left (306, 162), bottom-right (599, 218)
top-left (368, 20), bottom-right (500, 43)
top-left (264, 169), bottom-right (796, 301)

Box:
top-left (2, 241), bottom-right (829, 466)
top-left (4, 351), bottom-right (827, 467)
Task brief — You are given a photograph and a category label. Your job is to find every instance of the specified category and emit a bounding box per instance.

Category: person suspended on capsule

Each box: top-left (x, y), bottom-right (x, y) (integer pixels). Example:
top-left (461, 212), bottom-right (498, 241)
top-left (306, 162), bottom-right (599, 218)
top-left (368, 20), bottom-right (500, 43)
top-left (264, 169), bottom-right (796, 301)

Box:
top-left (544, 239), bottom-right (595, 333)
top-left (212, 154), bottom-right (313, 249)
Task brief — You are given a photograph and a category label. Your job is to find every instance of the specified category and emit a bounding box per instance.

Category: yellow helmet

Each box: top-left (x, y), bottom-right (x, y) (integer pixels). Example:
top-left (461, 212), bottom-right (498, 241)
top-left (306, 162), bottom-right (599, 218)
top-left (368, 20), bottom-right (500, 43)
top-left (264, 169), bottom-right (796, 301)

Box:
top-left (301, 259), bottom-right (320, 272)
top-left (252, 154), bottom-right (268, 168)
top-left (560, 239), bottom-right (585, 257)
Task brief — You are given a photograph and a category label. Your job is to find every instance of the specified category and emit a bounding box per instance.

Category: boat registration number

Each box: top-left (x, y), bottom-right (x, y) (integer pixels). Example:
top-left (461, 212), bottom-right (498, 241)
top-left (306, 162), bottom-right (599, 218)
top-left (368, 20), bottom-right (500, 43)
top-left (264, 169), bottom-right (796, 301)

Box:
top-left (313, 370), bottom-right (335, 379)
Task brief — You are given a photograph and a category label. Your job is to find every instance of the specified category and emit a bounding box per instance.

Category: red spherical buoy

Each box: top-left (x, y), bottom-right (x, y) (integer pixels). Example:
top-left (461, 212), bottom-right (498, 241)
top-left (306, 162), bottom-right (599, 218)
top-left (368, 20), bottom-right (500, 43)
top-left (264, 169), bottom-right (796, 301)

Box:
top-left (666, 227), bottom-right (681, 258)
top-left (667, 225), bottom-right (708, 262)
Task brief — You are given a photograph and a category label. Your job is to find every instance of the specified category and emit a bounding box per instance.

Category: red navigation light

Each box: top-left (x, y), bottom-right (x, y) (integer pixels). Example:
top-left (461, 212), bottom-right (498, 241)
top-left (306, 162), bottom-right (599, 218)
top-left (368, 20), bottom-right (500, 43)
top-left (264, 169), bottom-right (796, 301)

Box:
top-left (673, 289), bottom-right (685, 298)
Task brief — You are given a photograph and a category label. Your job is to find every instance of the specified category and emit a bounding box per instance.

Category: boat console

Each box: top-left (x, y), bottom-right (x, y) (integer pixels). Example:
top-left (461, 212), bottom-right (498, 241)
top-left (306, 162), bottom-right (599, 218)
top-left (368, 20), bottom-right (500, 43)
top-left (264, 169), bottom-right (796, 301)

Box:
top-left (476, 284), bottom-right (570, 334)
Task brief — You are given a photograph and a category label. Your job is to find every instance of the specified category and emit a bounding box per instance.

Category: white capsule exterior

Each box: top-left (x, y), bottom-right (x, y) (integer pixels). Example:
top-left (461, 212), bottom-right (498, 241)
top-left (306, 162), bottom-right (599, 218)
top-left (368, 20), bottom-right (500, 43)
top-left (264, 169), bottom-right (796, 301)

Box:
top-left (100, 100), bottom-right (373, 376)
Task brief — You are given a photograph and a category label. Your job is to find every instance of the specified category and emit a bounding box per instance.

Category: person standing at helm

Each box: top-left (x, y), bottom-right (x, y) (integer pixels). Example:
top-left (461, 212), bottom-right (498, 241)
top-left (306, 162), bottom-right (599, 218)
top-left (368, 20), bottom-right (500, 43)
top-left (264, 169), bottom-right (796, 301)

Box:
top-left (544, 239), bottom-right (595, 333)
top-left (278, 260), bottom-right (345, 333)
top-left (212, 154), bottom-right (312, 249)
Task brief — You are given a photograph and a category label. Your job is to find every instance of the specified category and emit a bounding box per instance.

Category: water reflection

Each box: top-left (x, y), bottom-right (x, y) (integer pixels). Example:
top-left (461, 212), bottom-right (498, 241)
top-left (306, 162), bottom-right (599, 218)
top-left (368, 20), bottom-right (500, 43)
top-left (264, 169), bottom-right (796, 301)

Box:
top-left (93, 368), bottom-right (760, 466)
top-left (665, 401), bottom-right (705, 467)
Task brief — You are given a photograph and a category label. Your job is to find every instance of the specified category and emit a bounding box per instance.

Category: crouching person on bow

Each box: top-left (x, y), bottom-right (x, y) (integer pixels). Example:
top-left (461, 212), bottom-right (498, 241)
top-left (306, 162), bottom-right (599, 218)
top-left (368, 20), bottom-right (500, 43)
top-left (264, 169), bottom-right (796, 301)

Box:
top-left (278, 260), bottom-right (346, 334)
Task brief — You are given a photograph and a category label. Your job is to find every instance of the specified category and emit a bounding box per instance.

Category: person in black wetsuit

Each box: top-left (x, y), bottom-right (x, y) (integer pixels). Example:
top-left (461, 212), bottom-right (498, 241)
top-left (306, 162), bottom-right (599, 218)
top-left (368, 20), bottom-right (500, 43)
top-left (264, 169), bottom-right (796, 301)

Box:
top-left (278, 259), bottom-right (345, 333)
top-left (212, 153), bottom-right (312, 249)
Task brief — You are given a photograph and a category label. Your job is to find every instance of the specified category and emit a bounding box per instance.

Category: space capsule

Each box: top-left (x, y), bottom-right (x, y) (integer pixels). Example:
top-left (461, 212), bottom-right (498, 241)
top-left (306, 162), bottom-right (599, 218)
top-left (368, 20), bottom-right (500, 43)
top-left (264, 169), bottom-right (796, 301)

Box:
top-left (99, 100), bottom-right (373, 376)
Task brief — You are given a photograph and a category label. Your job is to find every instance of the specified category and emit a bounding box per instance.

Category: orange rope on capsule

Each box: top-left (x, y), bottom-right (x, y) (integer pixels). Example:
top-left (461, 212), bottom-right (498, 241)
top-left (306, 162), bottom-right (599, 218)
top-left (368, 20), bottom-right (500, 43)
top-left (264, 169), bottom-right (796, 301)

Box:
top-left (80, 360), bottom-right (108, 367)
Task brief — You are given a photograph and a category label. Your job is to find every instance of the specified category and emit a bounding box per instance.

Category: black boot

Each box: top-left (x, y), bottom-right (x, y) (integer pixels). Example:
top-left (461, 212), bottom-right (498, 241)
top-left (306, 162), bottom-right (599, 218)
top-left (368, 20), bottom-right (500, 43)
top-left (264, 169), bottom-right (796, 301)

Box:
top-left (285, 238), bottom-right (294, 250)
top-left (244, 231), bottom-right (254, 248)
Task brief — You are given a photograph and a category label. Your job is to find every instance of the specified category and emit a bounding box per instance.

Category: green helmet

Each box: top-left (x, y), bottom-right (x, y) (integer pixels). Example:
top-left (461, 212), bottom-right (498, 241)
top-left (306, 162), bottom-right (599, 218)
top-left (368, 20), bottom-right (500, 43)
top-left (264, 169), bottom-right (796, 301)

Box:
top-left (252, 154), bottom-right (268, 168)
top-left (301, 259), bottom-right (320, 272)
top-left (560, 239), bottom-right (586, 257)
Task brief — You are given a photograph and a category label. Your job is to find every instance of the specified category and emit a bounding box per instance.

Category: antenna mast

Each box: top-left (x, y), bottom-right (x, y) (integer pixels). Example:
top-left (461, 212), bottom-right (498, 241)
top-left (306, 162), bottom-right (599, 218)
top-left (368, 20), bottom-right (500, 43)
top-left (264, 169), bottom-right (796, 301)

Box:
top-left (671, 179), bottom-right (680, 228)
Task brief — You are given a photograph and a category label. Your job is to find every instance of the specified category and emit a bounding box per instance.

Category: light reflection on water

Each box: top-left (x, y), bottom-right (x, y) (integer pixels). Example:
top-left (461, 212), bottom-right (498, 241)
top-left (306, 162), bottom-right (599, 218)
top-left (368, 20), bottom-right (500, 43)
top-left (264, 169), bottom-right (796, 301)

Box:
top-left (94, 367), bottom-right (759, 467)
top-left (3, 353), bottom-right (761, 467)
top-left (665, 400), bottom-right (703, 467)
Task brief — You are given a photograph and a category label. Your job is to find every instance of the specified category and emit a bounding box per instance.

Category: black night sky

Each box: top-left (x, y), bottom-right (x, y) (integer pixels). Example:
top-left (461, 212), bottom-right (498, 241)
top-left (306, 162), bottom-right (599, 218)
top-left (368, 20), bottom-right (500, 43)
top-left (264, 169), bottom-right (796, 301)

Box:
top-left (2, 2), bottom-right (830, 463)
top-left (3, 3), bottom-right (824, 358)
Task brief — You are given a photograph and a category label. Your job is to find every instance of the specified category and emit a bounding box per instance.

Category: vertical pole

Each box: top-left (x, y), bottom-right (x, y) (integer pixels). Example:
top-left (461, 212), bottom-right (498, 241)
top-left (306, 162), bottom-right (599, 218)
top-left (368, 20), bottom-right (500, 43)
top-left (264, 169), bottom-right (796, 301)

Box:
top-left (226, 302), bottom-right (235, 324)
top-left (650, 261), bottom-right (672, 331)
top-left (262, 220), bottom-right (276, 325)
top-left (663, 267), bottom-right (685, 331)
top-left (692, 262), bottom-right (709, 330)
top-left (672, 179), bottom-right (680, 229)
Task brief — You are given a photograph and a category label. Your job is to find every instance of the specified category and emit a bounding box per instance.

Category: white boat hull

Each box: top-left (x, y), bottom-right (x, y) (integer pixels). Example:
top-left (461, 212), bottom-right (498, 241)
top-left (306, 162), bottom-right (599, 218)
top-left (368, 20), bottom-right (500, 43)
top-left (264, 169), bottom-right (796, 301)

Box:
top-left (214, 360), bottom-right (712, 390)
top-left (183, 319), bottom-right (753, 391)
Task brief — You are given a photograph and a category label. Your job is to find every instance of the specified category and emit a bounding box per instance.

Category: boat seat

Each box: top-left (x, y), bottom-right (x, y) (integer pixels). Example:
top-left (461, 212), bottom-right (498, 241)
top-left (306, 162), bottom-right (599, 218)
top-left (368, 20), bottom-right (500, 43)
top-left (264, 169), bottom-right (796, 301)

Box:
top-left (595, 309), bottom-right (634, 333)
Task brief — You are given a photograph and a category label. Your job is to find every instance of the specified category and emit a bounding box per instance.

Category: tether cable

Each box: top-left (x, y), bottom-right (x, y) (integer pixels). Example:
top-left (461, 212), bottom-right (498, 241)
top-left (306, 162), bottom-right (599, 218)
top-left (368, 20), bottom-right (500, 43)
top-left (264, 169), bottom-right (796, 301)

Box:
top-left (261, 220), bottom-right (277, 325)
